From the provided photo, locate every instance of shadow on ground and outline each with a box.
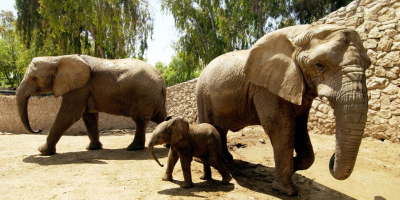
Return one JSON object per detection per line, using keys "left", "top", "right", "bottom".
{"left": 22, "top": 146, "right": 169, "bottom": 165}
{"left": 227, "top": 159, "right": 355, "bottom": 200}
{"left": 157, "top": 180, "right": 235, "bottom": 198}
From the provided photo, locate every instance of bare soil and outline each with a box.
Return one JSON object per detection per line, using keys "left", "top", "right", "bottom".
{"left": 1, "top": 126, "right": 399, "bottom": 199}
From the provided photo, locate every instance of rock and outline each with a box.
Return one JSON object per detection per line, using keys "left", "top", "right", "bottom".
{"left": 367, "top": 4, "right": 383, "bottom": 15}
{"left": 346, "top": 1, "right": 358, "bottom": 12}
{"left": 384, "top": 29, "right": 398, "bottom": 37}
{"left": 259, "top": 139, "right": 266, "bottom": 144}
{"left": 372, "top": 116, "right": 388, "bottom": 125}
{"left": 382, "top": 84, "right": 400, "bottom": 95}
{"left": 392, "top": 42, "right": 400, "bottom": 50}
{"left": 367, "top": 77, "right": 389, "bottom": 89}
{"left": 318, "top": 104, "right": 331, "bottom": 114}
{"left": 368, "top": 27, "right": 383, "bottom": 39}
{"left": 377, "top": 110, "right": 392, "bottom": 119}
{"left": 374, "top": 66, "right": 386, "bottom": 77}
{"left": 364, "top": 39, "right": 379, "bottom": 49}
{"left": 377, "top": 36, "right": 394, "bottom": 51}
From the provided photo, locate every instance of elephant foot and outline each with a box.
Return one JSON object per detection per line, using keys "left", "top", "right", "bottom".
{"left": 86, "top": 141, "right": 103, "bottom": 150}
{"left": 200, "top": 173, "right": 212, "bottom": 181}
{"left": 127, "top": 142, "right": 145, "bottom": 151}
{"left": 181, "top": 181, "right": 194, "bottom": 188}
{"left": 162, "top": 173, "right": 172, "bottom": 181}
{"left": 38, "top": 144, "right": 56, "bottom": 155}
{"left": 221, "top": 174, "right": 232, "bottom": 184}
{"left": 272, "top": 179, "right": 299, "bottom": 196}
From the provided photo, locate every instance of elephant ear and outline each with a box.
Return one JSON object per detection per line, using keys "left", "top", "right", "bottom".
{"left": 53, "top": 55, "right": 91, "bottom": 97}
{"left": 244, "top": 29, "right": 305, "bottom": 105}
{"left": 170, "top": 118, "right": 189, "bottom": 145}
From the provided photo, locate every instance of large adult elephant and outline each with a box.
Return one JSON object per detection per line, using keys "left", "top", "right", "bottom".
{"left": 196, "top": 24, "right": 370, "bottom": 195}
{"left": 17, "top": 55, "right": 167, "bottom": 155}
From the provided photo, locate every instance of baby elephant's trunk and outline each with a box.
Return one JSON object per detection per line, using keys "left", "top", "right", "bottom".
{"left": 148, "top": 142, "right": 164, "bottom": 167}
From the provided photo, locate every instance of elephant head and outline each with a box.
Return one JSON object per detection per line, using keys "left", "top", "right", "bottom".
{"left": 16, "top": 55, "right": 91, "bottom": 133}
{"left": 148, "top": 117, "right": 189, "bottom": 167}
{"left": 244, "top": 24, "right": 371, "bottom": 180}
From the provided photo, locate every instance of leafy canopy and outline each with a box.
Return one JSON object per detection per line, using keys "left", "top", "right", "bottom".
{"left": 15, "top": 0, "right": 154, "bottom": 59}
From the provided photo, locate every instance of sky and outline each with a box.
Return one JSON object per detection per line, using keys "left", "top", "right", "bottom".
{"left": 0, "top": 0, "right": 179, "bottom": 66}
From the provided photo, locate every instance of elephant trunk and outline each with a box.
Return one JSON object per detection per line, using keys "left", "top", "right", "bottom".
{"left": 329, "top": 81, "right": 368, "bottom": 180}
{"left": 148, "top": 140, "right": 164, "bottom": 167}
{"left": 16, "top": 87, "right": 42, "bottom": 134}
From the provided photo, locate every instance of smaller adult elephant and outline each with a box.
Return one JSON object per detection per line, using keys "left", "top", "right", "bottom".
{"left": 148, "top": 117, "right": 232, "bottom": 188}
{"left": 17, "top": 55, "right": 167, "bottom": 155}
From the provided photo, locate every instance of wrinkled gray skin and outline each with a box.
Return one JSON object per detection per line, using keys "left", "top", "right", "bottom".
{"left": 148, "top": 117, "right": 232, "bottom": 188}
{"left": 196, "top": 24, "right": 370, "bottom": 195}
{"left": 17, "top": 55, "right": 167, "bottom": 155}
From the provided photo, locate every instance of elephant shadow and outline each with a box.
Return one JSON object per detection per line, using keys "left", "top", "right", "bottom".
{"left": 227, "top": 159, "right": 356, "bottom": 200}
{"left": 22, "top": 147, "right": 169, "bottom": 166}
{"left": 157, "top": 180, "right": 235, "bottom": 198}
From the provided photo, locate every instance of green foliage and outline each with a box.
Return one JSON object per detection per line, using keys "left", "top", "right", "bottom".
{"left": 0, "top": 11, "right": 25, "bottom": 88}
{"left": 15, "top": 0, "right": 154, "bottom": 59}
{"left": 0, "top": 39, "right": 14, "bottom": 87}
{"left": 289, "top": 0, "right": 353, "bottom": 24}
{"left": 156, "top": 51, "right": 202, "bottom": 87}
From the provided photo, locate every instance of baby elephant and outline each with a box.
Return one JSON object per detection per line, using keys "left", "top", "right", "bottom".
{"left": 148, "top": 117, "right": 232, "bottom": 188}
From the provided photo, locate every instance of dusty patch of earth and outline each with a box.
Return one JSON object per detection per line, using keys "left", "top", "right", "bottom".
{"left": 1, "top": 126, "right": 399, "bottom": 199}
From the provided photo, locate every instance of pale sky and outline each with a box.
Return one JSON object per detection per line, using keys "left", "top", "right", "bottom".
{"left": 0, "top": 0, "right": 178, "bottom": 66}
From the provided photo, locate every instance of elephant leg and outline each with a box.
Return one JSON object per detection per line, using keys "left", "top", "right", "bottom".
{"left": 200, "top": 160, "right": 212, "bottom": 181}
{"left": 269, "top": 131, "right": 298, "bottom": 196}
{"left": 209, "top": 156, "right": 232, "bottom": 184}
{"left": 38, "top": 88, "right": 89, "bottom": 155}
{"left": 215, "top": 127, "right": 233, "bottom": 162}
{"left": 127, "top": 119, "right": 149, "bottom": 151}
{"left": 253, "top": 93, "right": 298, "bottom": 195}
{"left": 162, "top": 148, "right": 179, "bottom": 181}
{"left": 294, "top": 113, "right": 314, "bottom": 171}
{"left": 179, "top": 153, "right": 194, "bottom": 188}
{"left": 83, "top": 112, "right": 102, "bottom": 150}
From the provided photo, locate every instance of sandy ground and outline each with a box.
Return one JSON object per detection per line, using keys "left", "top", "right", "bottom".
{"left": 1, "top": 126, "right": 399, "bottom": 200}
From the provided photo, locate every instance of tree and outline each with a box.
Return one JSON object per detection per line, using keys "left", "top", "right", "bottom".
{"left": 155, "top": 61, "right": 168, "bottom": 75}
{"left": 0, "top": 11, "right": 23, "bottom": 87}
{"left": 289, "top": 0, "right": 353, "bottom": 24}
{"left": 15, "top": 0, "right": 154, "bottom": 59}
{"left": 156, "top": 51, "right": 201, "bottom": 86}
{"left": 0, "top": 39, "right": 15, "bottom": 88}
{"left": 161, "top": 0, "right": 291, "bottom": 69}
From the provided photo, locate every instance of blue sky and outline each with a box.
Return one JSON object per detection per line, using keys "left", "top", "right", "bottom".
{"left": 0, "top": 0, "right": 178, "bottom": 66}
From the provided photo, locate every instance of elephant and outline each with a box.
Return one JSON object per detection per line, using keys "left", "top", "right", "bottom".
{"left": 196, "top": 24, "right": 370, "bottom": 195}
{"left": 16, "top": 55, "right": 167, "bottom": 155}
{"left": 148, "top": 117, "right": 232, "bottom": 188}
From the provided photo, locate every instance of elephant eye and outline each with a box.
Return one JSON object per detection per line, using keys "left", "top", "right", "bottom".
{"left": 32, "top": 77, "right": 37, "bottom": 81}
{"left": 315, "top": 62, "right": 326, "bottom": 72}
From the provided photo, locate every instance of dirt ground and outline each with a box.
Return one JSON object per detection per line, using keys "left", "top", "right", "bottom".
{"left": 1, "top": 126, "right": 399, "bottom": 199}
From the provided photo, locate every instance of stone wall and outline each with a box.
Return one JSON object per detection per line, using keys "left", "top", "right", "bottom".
{"left": 0, "top": 95, "right": 135, "bottom": 135}
{"left": 309, "top": 0, "right": 400, "bottom": 141}
{"left": 165, "top": 79, "right": 198, "bottom": 123}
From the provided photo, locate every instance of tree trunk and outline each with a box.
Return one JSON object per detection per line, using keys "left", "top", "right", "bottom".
{"left": 89, "top": 24, "right": 106, "bottom": 58}
{"left": 258, "top": 0, "right": 264, "bottom": 38}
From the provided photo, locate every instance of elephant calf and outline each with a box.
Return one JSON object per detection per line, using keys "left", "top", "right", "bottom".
{"left": 148, "top": 117, "right": 232, "bottom": 188}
